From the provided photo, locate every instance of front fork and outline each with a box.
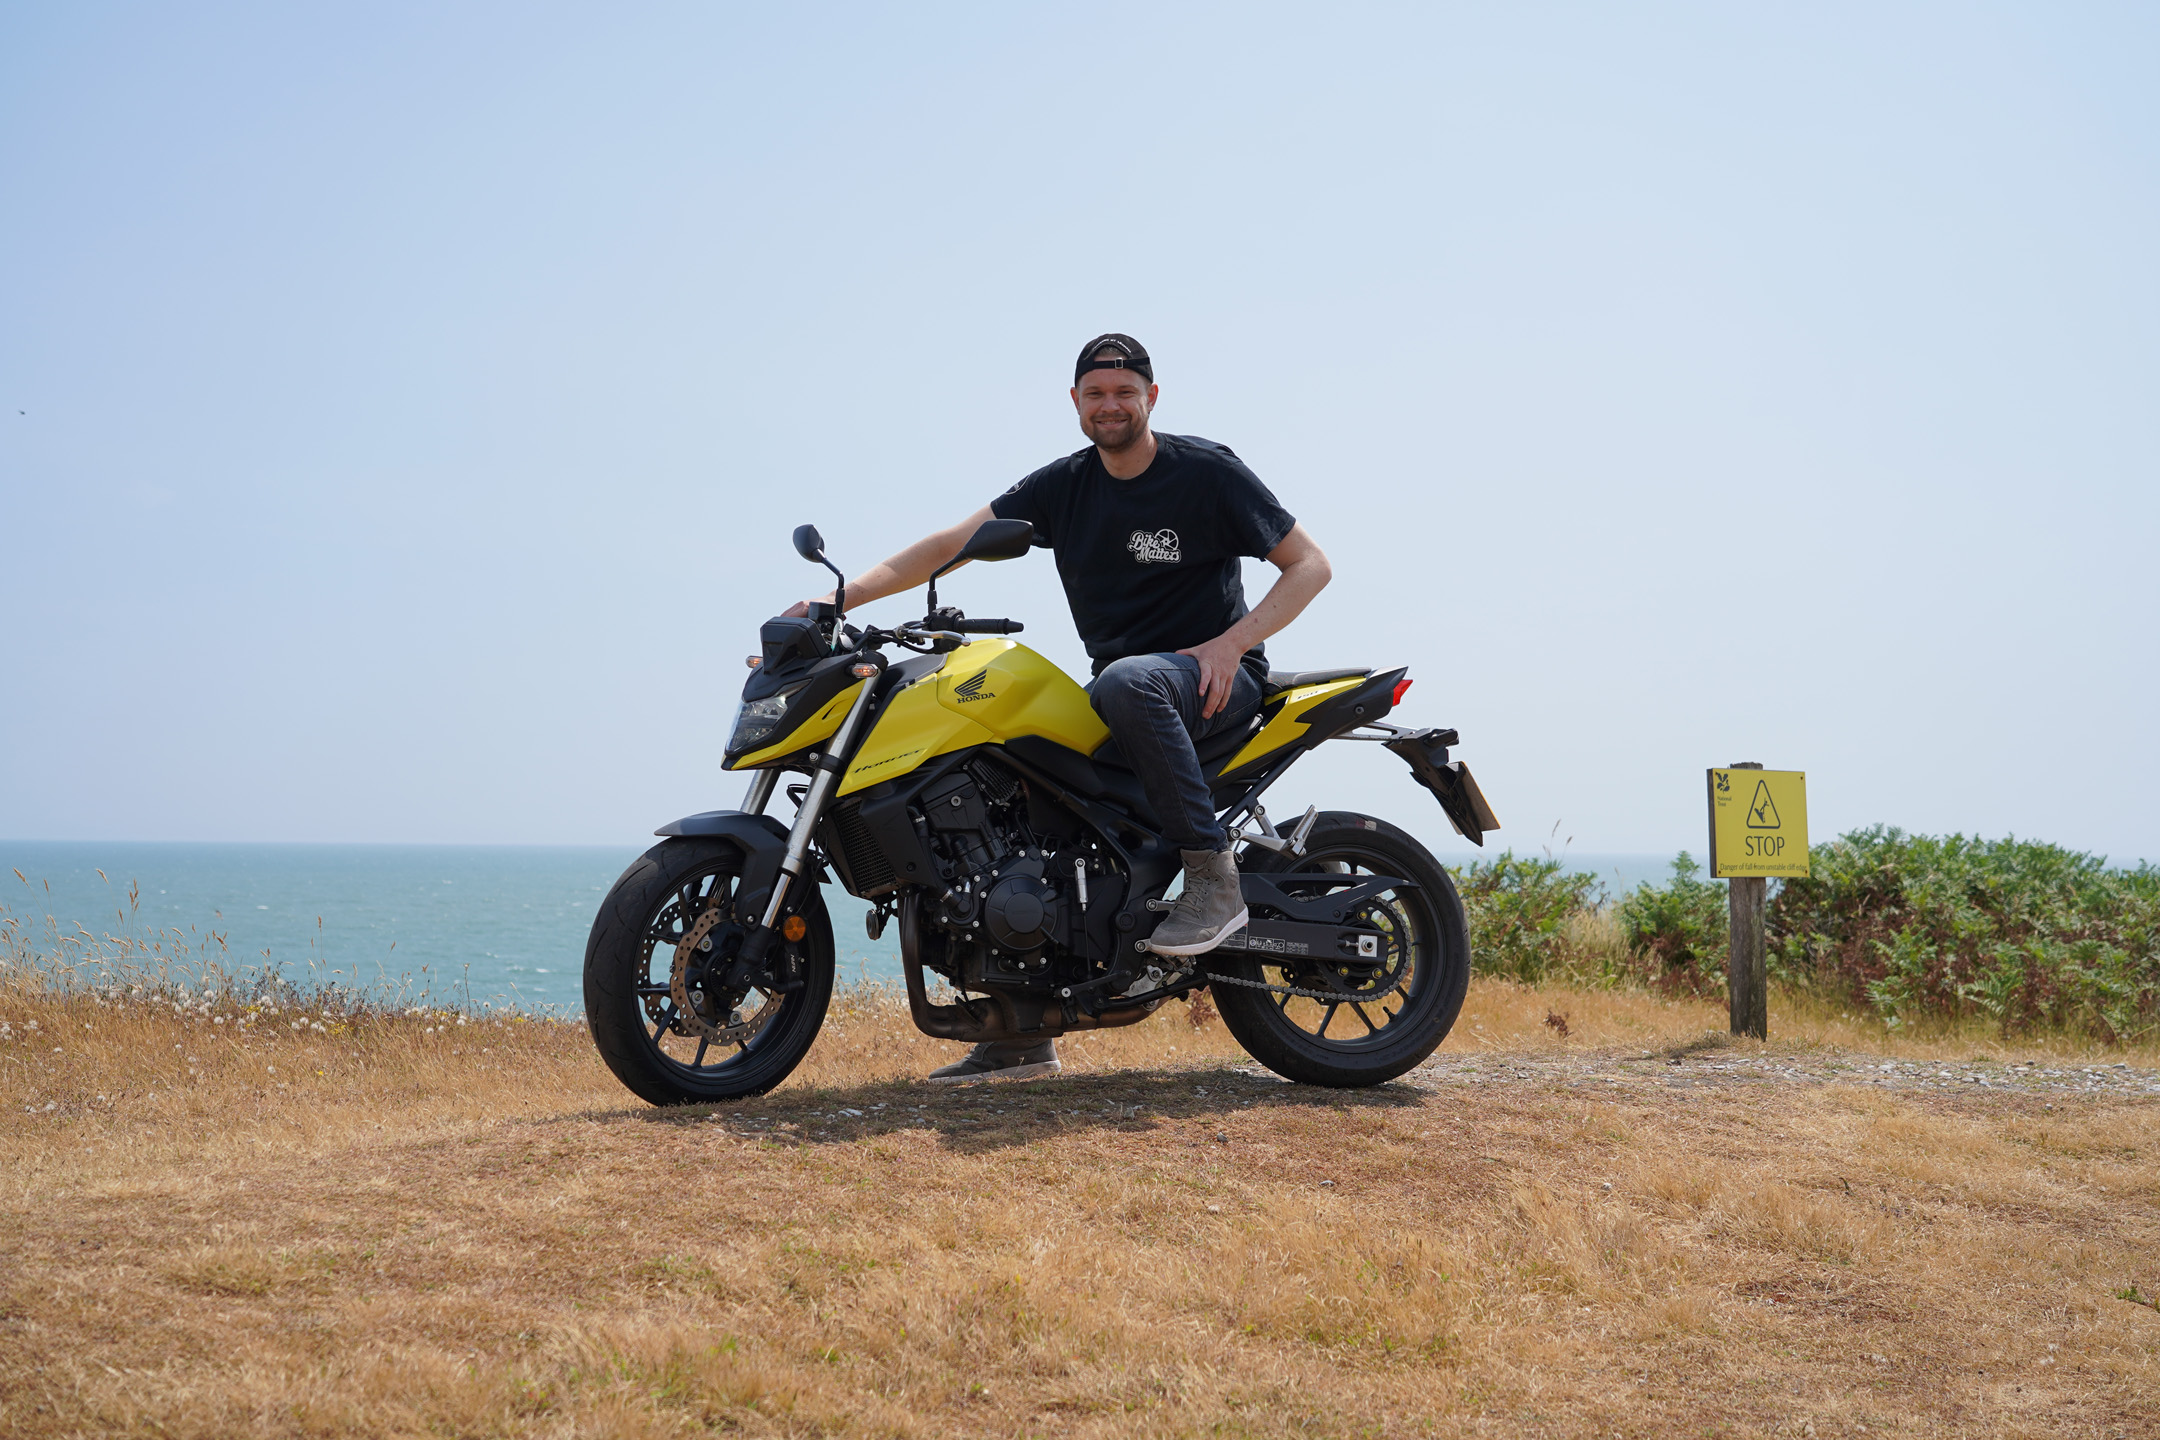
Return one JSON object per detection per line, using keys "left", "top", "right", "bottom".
{"left": 728, "top": 676, "right": 879, "bottom": 979}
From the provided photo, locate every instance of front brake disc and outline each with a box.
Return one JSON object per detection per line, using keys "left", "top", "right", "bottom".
{"left": 668, "top": 901, "right": 780, "bottom": 1046}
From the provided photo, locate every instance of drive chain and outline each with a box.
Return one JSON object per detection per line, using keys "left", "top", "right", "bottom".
{"left": 1199, "top": 970, "right": 1407, "bottom": 1004}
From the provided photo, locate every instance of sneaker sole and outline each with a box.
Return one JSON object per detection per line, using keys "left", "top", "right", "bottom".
{"left": 1144, "top": 908, "right": 1251, "bottom": 957}
{"left": 926, "top": 1060, "right": 1063, "bottom": 1086}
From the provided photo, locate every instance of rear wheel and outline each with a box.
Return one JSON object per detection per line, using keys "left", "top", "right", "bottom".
{"left": 1211, "top": 812, "right": 1469, "bottom": 1087}
{"left": 583, "top": 838, "right": 833, "bottom": 1105}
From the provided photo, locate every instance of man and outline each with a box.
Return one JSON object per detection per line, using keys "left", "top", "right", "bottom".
{"left": 789, "top": 334, "right": 1331, "bottom": 1081}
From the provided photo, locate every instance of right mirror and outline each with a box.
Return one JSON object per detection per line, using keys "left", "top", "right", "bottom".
{"left": 791, "top": 524, "right": 826, "bottom": 563}
{"left": 956, "top": 518, "right": 1037, "bottom": 565}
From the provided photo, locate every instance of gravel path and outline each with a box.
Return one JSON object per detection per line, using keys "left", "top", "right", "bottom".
{"left": 1410, "top": 1041, "right": 2160, "bottom": 1102}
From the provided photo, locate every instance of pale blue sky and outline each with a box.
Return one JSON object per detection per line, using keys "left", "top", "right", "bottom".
{"left": 3, "top": 3, "right": 2155, "bottom": 863}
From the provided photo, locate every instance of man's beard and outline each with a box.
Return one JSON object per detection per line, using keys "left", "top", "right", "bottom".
{"left": 1083, "top": 410, "right": 1146, "bottom": 453}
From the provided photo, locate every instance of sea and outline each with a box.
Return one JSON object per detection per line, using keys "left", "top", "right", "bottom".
{"left": 3, "top": 840, "right": 1683, "bottom": 1015}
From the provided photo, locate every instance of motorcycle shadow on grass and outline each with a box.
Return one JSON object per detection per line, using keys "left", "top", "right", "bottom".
{"left": 585, "top": 1064, "right": 1429, "bottom": 1155}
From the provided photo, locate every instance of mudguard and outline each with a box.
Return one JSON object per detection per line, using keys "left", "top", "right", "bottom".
{"left": 1383, "top": 729, "right": 1502, "bottom": 847}
{"left": 651, "top": 810, "right": 792, "bottom": 915}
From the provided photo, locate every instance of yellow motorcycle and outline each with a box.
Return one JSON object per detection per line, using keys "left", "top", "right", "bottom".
{"left": 584, "top": 519, "right": 1500, "bottom": 1103}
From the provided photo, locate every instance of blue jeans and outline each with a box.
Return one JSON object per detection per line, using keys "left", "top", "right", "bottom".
{"left": 1089, "top": 654, "right": 1264, "bottom": 852}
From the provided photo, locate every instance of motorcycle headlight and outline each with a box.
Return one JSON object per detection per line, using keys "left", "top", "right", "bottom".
{"left": 728, "top": 684, "right": 804, "bottom": 752}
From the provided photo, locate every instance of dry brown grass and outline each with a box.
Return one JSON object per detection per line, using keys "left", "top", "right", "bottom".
{"left": 3, "top": 976, "right": 2156, "bottom": 1438}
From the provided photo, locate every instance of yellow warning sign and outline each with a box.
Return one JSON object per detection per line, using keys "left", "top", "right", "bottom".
{"left": 1707, "top": 768, "right": 1809, "bottom": 878}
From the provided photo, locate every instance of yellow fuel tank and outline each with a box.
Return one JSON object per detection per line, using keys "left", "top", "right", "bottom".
{"left": 935, "top": 639, "right": 1109, "bottom": 752}
{"left": 837, "top": 639, "right": 1109, "bottom": 796}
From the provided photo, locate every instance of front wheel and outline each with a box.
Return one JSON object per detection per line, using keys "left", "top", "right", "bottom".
{"left": 1211, "top": 812, "right": 1470, "bottom": 1088}
{"left": 584, "top": 837, "right": 834, "bottom": 1105}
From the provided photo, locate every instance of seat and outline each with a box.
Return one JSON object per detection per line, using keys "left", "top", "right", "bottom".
{"left": 1262, "top": 666, "right": 1371, "bottom": 698}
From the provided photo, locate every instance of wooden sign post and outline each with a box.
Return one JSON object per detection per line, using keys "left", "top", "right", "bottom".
{"left": 1707, "top": 762, "right": 1809, "bottom": 1041}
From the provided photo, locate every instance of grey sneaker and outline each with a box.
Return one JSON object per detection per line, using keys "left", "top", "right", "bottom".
{"left": 1144, "top": 848, "right": 1250, "bottom": 957}
{"left": 926, "top": 1038, "right": 1061, "bottom": 1085}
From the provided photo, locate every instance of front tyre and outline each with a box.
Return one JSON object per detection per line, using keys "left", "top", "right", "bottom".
{"left": 584, "top": 837, "right": 834, "bottom": 1105}
{"left": 1212, "top": 812, "right": 1470, "bottom": 1088}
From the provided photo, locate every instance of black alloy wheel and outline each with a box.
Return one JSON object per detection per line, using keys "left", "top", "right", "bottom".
{"left": 1210, "top": 812, "right": 1469, "bottom": 1088}
{"left": 583, "top": 837, "right": 834, "bottom": 1105}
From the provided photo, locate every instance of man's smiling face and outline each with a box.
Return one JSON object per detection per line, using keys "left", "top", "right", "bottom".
{"left": 1072, "top": 364, "right": 1158, "bottom": 453}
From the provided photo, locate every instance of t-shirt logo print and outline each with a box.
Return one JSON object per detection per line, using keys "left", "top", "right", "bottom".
{"left": 1127, "top": 528, "right": 1181, "bottom": 564}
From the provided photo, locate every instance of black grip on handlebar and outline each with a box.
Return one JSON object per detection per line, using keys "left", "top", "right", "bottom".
{"left": 954, "top": 618, "right": 1024, "bottom": 634}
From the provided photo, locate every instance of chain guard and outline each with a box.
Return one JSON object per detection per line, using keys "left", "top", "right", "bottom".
{"left": 1207, "top": 900, "right": 1410, "bottom": 1003}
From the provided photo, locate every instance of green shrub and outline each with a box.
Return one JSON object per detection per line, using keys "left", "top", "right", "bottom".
{"left": 1617, "top": 852, "right": 1728, "bottom": 996}
{"left": 1770, "top": 827, "right": 2159, "bottom": 1041}
{"left": 1451, "top": 851, "right": 1604, "bottom": 983}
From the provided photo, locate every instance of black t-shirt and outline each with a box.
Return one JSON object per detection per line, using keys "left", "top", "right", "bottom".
{"left": 991, "top": 432, "right": 1296, "bottom": 679}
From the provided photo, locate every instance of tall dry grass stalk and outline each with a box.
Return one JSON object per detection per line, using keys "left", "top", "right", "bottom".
{"left": 3, "top": 963, "right": 2155, "bottom": 1437}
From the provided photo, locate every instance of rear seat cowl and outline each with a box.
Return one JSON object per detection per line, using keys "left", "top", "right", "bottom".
{"left": 1262, "top": 667, "right": 1372, "bottom": 697}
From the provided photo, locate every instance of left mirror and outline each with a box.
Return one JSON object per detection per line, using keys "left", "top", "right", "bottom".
{"left": 792, "top": 524, "right": 826, "bottom": 562}
{"left": 956, "top": 518, "right": 1037, "bottom": 565}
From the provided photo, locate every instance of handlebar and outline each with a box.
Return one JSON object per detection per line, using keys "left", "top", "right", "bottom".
{"left": 854, "top": 616, "right": 1023, "bottom": 655}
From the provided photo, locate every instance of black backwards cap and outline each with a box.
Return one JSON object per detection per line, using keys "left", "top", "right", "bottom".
{"left": 1074, "top": 333, "right": 1153, "bottom": 386}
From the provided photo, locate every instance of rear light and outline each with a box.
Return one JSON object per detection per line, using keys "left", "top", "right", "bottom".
{"left": 1391, "top": 677, "right": 1414, "bottom": 706}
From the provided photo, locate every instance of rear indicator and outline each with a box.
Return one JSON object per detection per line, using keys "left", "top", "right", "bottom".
{"left": 1391, "top": 677, "right": 1414, "bottom": 706}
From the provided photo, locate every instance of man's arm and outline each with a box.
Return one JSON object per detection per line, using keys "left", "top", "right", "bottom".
{"left": 786, "top": 504, "right": 997, "bottom": 616}
{"left": 1176, "top": 522, "right": 1332, "bottom": 719}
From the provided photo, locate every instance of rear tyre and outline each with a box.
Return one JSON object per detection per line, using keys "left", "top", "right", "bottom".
{"left": 1211, "top": 812, "right": 1469, "bottom": 1088}
{"left": 583, "top": 837, "right": 834, "bottom": 1105}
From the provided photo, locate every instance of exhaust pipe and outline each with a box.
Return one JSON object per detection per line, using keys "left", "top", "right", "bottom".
{"left": 899, "top": 893, "right": 1157, "bottom": 1042}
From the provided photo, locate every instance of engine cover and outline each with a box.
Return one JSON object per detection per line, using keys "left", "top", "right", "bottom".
{"left": 984, "top": 854, "right": 1058, "bottom": 958}
{"left": 984, "top": 871, "right": 1056, "bottom": 951}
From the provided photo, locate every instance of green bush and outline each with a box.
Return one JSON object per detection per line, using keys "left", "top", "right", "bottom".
{"left": 1450, "top": 850, "right": 1605, "bottom": 983}
{"left": 1444, "top": 828, "right": 2157, "bottom": 1042}
{"left": 1770, "top": 827, "right": 2159, "bottom": 1041}
{"left": 1617, "top": 852, "right": 1729, "bottom": 996}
